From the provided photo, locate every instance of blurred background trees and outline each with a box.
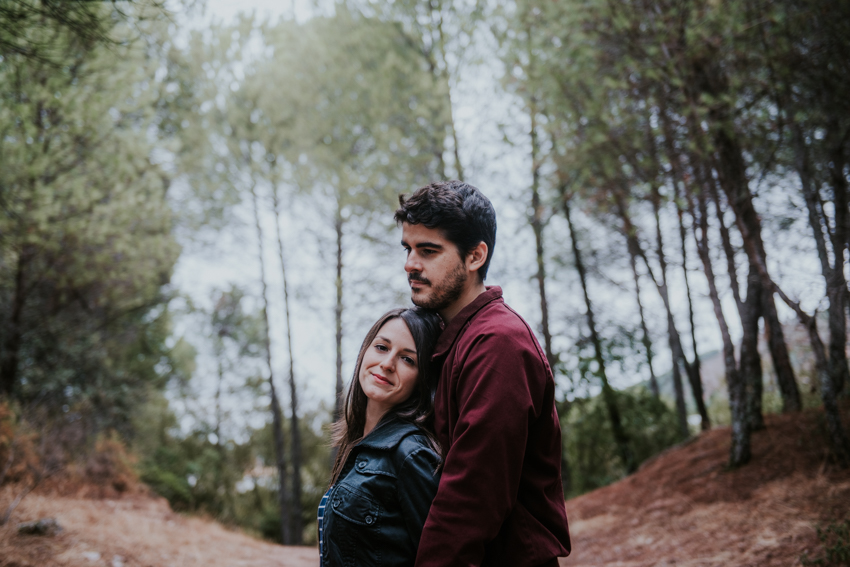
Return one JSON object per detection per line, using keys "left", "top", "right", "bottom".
{"left": 1, "top": 0, "right": 848, "bottom": 546}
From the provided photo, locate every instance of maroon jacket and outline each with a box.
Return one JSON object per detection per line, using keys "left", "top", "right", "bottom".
{"left": 415, "top": 287, "right": 571, "bottom": 567}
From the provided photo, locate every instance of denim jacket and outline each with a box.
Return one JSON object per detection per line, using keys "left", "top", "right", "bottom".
{"left": 321, "top": 416, "right": 441, "bottom": 567}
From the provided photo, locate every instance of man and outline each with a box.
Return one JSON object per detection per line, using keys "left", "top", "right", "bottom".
{"left": 395, "top": 180, "right": 571, "bottom": 567}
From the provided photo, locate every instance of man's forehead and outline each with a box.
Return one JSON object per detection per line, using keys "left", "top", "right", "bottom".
{"left": 401, "top": 222, "right": 450, "bottom": 245}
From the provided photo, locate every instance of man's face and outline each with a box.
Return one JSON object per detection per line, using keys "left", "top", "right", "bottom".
{"left": 401, "top": 222, "right": 469, "bottom": 312}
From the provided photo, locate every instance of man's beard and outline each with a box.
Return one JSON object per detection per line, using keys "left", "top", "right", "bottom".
{"left": 409, "top": 260, "right": 467, "bottom": 311}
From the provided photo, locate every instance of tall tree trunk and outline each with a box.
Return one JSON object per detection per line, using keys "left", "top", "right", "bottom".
{"left": 827, "top": 137, "right": 850, "bottom": 396}
{"left": 740, "top": 262, "right": 765, "bottom": 431}
{"left": 774, "top": 286, "right": 850, "bottom": 466}
{"left": 694, "top": 61, "right": 799, "bottom": 419}
{"left": 656, "top": 101, "right": 710, "bottom": 428}
{"left": 271, "top": 185, "right": 303, "bottom": 545}
{"left": 626, "top": 241, "right": 658, "bottom": 397}
{"left": 249, "top": 182, "right": 290, "bottom": 545}
{"left": 333, "top": 204, "right": 345, "bottom": 424}
{"left": 675, "top": 190, "right": 710, "bottom": 431}
{"left": 791, "top": 122, "right": 850, "bottom": 402}
{"left": 431, "top": 0, "right": 463, "bottom": 181}
{"left": 614, "top": 192, "right": 689, "bottom": 437}
{"left": 648, "top": 187, "right": 694, "bottom": 437}
{"left": 690, "top": 188, "right": 750, "bottom": 465}
{"left": 0, "top": 248, "right": 28, "bottom": 398}
{"left": 701, "top": 163, "right": 768, "bottom": 433}
{"left": 563, "top": 192, "right": 635, "bottom": 474}
{"left": 529, "top": 96, "right": 555, "bottom": 368}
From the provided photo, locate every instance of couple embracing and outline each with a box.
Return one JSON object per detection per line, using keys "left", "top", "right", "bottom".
{"left": 319, "top": 181, "right": 571, "bottom": 567}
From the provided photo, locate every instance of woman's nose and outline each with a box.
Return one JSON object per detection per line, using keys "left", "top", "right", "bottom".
{"left": 379, "top": 354, "right": 395, "bottom": 372}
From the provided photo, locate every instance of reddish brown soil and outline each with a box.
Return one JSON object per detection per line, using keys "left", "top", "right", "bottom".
{"left": 561, "top": 406, "right": 850, "bottom": 566}
{"left": 2, "top": 407, "right": 847, "bottom": 567}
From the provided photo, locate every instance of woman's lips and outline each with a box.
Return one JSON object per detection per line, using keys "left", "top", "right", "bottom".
{"left": 372, "top": 373, "right": 391, "bottom": 386}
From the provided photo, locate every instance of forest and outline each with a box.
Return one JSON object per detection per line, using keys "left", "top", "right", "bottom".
{"left": 0, "top": 0, "right": 848, "bottom": 550}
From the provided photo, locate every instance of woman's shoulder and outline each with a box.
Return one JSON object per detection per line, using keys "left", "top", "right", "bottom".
{"left": 394, "top": 429, "right": 440, "bottom": 469}
{"left": 360, "top": 418, "right": 439, "bottom": 460}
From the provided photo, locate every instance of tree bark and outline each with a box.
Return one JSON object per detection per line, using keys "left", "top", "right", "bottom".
{"left": 563, "top": 192, "right": 635, "bottom": 474}
{"left": 656, "top": 102, "right": 710, "bottom": 429}
{"left": 690, "top": 187, "right": 750, "bottom": 465}
{"left": 272, "top": 184, "right": 303, "bottom": 545}
{"left": 529, "top": 96, "right": 555, "bottom": 369}
{"left": 0, "top": 247, "right": 28, "bottom": 398}
{"left": 693, "top": 60, "right": 799, "bottom": 419}
{"left": 676, "top": 201, "right": 709, "bottom": 431}
{"left": 333, "top": 206, "right": 344, "bottom": 426}
{"left": 627, "top": 240, "right": 658, "bottom": 397}
{"left": 774, "top": 286, "right": 850, "bottom": 466}
{"left": 648, "top": 186, "right": 697, "bottom": 437}
{"left": 249, "top": 182, "right": 290, "bottom": 544}
{"left": 614, "top": 193, "right": 689, "bottom": 437}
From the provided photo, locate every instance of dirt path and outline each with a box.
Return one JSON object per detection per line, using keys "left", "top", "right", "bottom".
{"left": 1, "top": 493, "right": 318, "bottom": 567}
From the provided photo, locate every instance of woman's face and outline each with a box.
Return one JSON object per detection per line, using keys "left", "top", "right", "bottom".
{"left": 358, "top": 317, "right": 419, "bottom": 416}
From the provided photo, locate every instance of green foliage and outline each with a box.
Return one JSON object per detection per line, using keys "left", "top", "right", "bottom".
{"left": 561, "top": 388, "right": 684, "bottom": 497}
{"left": 0, "top": 0, "right": 183, "bottom": 432}
{"left": 801, "top": 520, "right": 850, "bottom": 567}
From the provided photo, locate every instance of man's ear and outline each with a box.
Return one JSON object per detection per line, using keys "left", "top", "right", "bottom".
{"left": 465, "top": 241, "right": 488, "bottom": 273}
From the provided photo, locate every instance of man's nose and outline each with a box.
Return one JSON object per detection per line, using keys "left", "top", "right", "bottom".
{"left": 404, "top": 251, "right": 420, "bottom": 273}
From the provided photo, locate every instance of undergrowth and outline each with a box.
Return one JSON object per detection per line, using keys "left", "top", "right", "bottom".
{"left": 801, "top": 520, "right": 850, "bottom": 567}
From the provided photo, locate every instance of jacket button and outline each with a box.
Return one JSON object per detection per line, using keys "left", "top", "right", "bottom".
{"left": 357, "top": 461, "right": 366, "bottom": 469}
{"left": 333, "top": 500, "right": 339, "bottom": 508}
{"left": 365, "top": 516, "right": 373, "bottom": 525}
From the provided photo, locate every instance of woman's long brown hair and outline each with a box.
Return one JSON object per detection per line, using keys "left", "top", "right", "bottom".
{"left": 330, "top": 307, "right": 442, "bottom": 485}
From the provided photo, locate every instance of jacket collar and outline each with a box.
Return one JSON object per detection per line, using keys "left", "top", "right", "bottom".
{"left": 433, "top": 286, "right": 503, "bottom": 359}
{"left": 355, "top": 416, "right": 421, "bottom": 450}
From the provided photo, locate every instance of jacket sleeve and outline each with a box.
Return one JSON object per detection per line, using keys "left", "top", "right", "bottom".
{"left": 397, "top": 444, "right": 442, "bottom": 550}
{"left": 414, "top": 331, "right": 546, "bottom": 567}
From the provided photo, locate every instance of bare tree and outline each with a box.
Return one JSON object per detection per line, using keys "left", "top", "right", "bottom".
{"left": 563, "top": 191, "right": 635, "bottom": 474}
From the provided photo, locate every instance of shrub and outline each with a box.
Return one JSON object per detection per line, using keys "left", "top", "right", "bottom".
{"left": 561, "top": 387, "right": 684, "bottom": 497}
{"left": 801, "top": 520, "right": 850, "bottom": 567}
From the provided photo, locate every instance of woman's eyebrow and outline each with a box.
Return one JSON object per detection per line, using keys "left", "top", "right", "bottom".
{"left": 375, "top": 335, "right": 417, "bottom": 355}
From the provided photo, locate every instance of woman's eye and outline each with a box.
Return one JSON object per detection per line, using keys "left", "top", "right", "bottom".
{"left": 374, "top": 344, "right": 388, "bottom": 352}
{"left": 402, "top": 356, "right": 416, "bottom": 365}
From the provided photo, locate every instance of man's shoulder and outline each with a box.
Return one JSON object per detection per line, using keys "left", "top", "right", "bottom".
{"left": 460, "top": 299, "right": 541, "bottom": 352}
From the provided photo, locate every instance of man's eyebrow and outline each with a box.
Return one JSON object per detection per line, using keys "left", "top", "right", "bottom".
{"left": 400, "top": 239, "right": 444, "bottom": 249}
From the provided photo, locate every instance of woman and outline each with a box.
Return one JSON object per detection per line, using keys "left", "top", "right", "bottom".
{"left": 318, "top": 307, "right": 443, "bottom": 567}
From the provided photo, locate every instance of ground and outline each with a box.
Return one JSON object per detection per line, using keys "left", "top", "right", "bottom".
{"left": 1, "top": 407, "right": 848, "bottom": 567}
{"left": 561, "top": 407, "right": 850, "bottom": 566}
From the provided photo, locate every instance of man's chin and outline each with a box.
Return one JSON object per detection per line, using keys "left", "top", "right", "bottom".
{"left": 410, "top": 290, "right": 434, "bottom": 309}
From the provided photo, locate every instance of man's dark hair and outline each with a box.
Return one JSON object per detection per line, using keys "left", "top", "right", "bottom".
{"left": 394, "top": 180, "right": 497, "bottom": 281}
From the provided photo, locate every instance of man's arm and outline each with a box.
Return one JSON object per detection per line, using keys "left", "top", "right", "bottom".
{"left": 414, "top": 331, "right": 546, "bottom": 567}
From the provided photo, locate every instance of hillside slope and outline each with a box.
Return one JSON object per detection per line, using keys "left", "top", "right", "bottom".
{"left": 562, "top": 407, "right": 850, "bottom": 566}
{"left": 2, "top": 407, "right": 848, "bottom": 567}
